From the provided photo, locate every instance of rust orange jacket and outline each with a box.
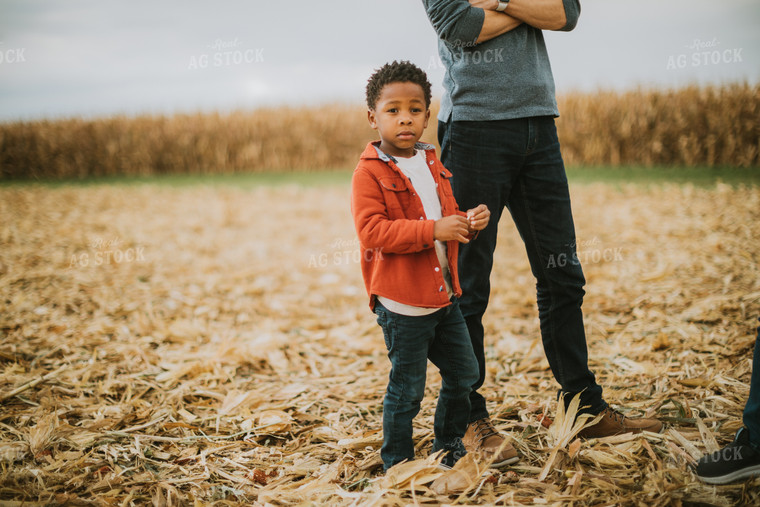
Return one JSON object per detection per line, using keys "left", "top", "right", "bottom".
{"left": 351, "top": 141, "right": 469, "bottom": 310}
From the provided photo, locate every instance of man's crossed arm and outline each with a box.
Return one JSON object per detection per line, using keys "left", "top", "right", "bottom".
{"left": 470, "top": 0, "right": 578, "bottom": 43}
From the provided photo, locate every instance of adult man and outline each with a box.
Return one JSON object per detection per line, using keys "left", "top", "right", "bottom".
{"left": 421, "top": 0, "right": 662, "bottom": 466}
{"left": 695, "top": 318, "right": 760, "bottom": 484}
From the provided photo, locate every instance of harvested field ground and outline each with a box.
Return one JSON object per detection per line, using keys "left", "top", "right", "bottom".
{"left": 1, "top": 179, "right": 759, "bottom": 506}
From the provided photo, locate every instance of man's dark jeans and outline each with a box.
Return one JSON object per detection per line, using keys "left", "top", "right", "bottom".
{"left": 374, "top": 299, "right": 478, "bottom": 471}
{"left": 744, "top": 318, "right": 760, "bottom": 449}
{"left": 439, "top": 116, "right": 606, "bottom": 421}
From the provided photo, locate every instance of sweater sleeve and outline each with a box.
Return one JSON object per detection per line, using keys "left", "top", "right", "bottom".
{"left": 421, "top": 0, "right": 485, "bottom": 47}
{"left": 560, "top": 0, "right": 581, "bottom": 31}
{"left": 351, "top": 166, "right": 436, "bottom": 255}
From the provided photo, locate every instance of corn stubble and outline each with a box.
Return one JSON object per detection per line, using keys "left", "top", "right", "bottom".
{"left": 0, "top": 83, "right": 757, "bottom": 180}
{"left": 1, "top": 179, "right": 759, "bottom": 505}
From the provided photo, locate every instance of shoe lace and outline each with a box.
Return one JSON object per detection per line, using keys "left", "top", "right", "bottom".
{"left": 473, "top": 418, "right": 498, "bottom": 441}
{"left": 603, "top": 407, "right": 626, "bottom": 424}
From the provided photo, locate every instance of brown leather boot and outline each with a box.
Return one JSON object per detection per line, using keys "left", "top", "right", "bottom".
{"left": 578, "top": 407, "right": 663, "bottom": 439}
{"left": 462, "top": 418, "right": 519, "bottom": 467}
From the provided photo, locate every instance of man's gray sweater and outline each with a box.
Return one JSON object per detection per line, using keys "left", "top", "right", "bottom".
{"left": 422, "top": 0, "right": 581, "bottom": 122}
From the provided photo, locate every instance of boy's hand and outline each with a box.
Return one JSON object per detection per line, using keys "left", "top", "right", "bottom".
{"left": 466, "top": 204, "right": 490, "bottom": 232}
{"left": 434, "top": 215, "right": 471, "bottom": 243}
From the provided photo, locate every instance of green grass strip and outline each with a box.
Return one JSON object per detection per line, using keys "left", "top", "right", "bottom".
{"left": 1, "top": 166, "right": 757, "bottom": 188}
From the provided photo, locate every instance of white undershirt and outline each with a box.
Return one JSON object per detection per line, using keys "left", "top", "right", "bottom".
{"left": 377, "top": 150, "right": 453, "bottom": 316}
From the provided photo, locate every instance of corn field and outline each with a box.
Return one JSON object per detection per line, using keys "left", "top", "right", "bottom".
{"left": 0, "top": 83, "right": 757, "bottom": 180}
{"left": 557, "top": 84, "right": 759, "bottom": 168}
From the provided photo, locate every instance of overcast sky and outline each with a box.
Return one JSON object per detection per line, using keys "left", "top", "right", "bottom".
{"left": 0, "top": 0, "right": 757, "bottom": 121}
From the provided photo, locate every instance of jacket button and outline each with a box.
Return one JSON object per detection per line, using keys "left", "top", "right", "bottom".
{"left": 392, "top": 183, "right": 396, "bottom": 188}
{"left": 439, "top": 286, "right": 444, "bottom": 292}
{"left": 423, "top": 244, "right": 429, "bottom": 248}
{"left": 419, "top": 216, "right": 424, "bottom": 220}
{"left": 435, "top": 267, "right": 440, "bottom": 272}
{"left": 429, "top": 160, "right": 434, "bottom": 165}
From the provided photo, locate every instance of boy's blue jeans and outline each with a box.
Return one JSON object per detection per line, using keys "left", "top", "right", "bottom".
{"left": 744, "top": 318, "right": 760, "bottom": 449}
{"left": 374, "top": 299, "right": 479, "bottom": 471}
{"left": 439, "top": 117, "right": 606, "bottom": 420}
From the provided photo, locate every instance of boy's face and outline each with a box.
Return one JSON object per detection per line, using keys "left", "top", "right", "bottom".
{"left": 368, "top": 81, "right": 430, "bottom": 158}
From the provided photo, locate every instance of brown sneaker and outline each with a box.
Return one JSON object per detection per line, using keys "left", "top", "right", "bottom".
{"left": 462, "top": 418, "right": 519, "bottom": 467}
{"left": 578, "top": 407, "right": 663, "bottom": 439}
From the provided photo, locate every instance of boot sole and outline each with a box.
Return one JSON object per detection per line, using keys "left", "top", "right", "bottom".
{"left": 697, "top": 464, "right": 760, "bottom": 485}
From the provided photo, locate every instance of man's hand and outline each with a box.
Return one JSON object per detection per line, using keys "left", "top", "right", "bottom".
{"left": 466, "top": 204, "right": 490, "bottom": 232}
{"left": 467, "top": 0, "right": 523, "bottom": 43}
{"left": 469, "top": 0, "right": 499, "bottom": 9}
{"left": 470, "top": 0, "right": 570, "bottom": 32}
{"left": 434, "top": 215, "right": 472, "bottom": 243}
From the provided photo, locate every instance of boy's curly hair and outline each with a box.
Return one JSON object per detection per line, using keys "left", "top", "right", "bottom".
{"left": 366, "top": 60, "right": 432, "bottom": 110}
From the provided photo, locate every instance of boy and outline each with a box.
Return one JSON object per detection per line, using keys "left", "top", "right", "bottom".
{"left": 351, "top": 60, "right": 491, "bottom": 471}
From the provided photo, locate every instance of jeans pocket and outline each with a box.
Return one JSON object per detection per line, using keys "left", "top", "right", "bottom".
{"left": 375, "top": 307, "right": 393, "bottom": 350}
{"left": 438, "top": 120, "right": 451, "bottom": 162}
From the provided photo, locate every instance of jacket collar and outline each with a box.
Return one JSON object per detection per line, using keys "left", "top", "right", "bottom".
{"left": 361, "top": 141, "right": 437, "bottom": 164}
